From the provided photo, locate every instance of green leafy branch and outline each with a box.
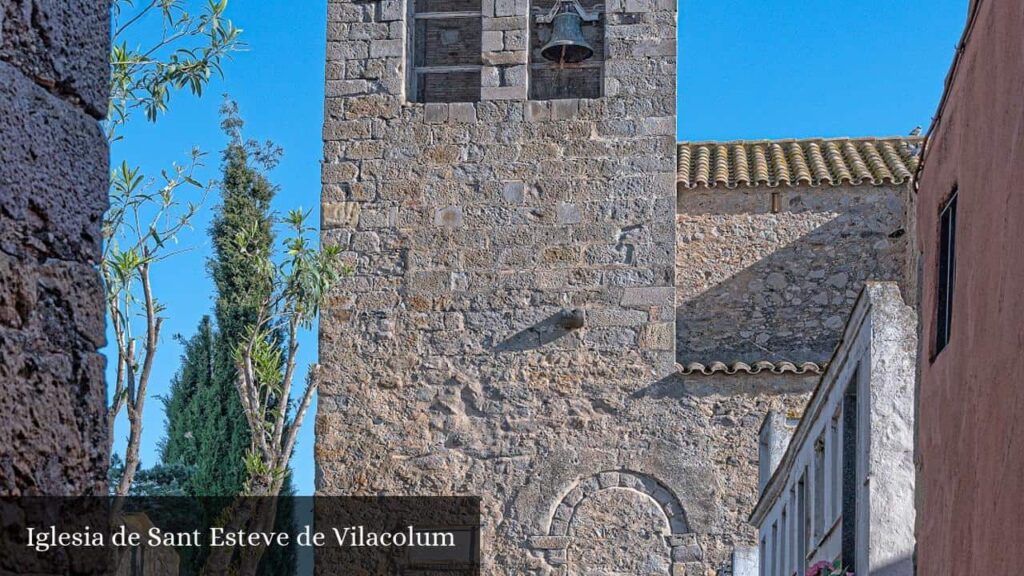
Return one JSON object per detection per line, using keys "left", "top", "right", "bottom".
{"left": 231, "top": 211, "right": 347, "bottom": 496}
{"left": 104, "top": 0, "right": 242, "bottom": 496}
{"left": 104, "top": 151, "right": 212, "bottom": 497}
{"left": 108, "top": 0, "right": 243, "bottom": 139}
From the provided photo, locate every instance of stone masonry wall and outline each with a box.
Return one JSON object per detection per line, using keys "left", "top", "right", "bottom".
{"left": 313, "top": 0, "right": 794, "bottom": 573}
{"left": 315, "top": 1, "right": 868, "bottom": 574}
{"left": 676, "top": 185, "right": 909, "bottom": 366}
{"left": 0, "top": 1, "right": 110, "bottom": 495}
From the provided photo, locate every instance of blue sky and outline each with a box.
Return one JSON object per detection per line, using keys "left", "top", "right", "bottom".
{"left": 109, "top": 0, "right": 968, "bottom": 496}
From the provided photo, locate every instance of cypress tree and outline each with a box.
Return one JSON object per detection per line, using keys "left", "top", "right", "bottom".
{"left": 160, "top": 316, "right": 214, "bottom": 478}
{"left": 159, "top": 101, "right": 296, "bottom": 573}
{"left": 161, "top": 101, "right": 279, "bottom": 496}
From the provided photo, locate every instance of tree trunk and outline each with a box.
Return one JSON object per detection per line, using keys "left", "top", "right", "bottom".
{"left": 200, "top": 475, "right": 280, "bottom": 576}
{"left": 116, "top": 410, "right": 142, "bottom": 496}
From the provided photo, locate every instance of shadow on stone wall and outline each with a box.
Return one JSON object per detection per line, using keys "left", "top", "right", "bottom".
{"left": 493, "top": 312, "right": 573, "bottom": 353}
{"left": 677, "top": 195, "right": 906, "bottom": 366}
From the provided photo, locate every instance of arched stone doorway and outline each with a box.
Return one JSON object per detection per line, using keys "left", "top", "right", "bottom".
{"left": 529, "top": 471, "right": 701, "bottom": 575}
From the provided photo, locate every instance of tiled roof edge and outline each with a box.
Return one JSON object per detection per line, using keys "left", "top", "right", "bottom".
{"left": 677, "top": 136, "right": 923, "bottom": 190}
{"left": 676, "top": 361, "right": 825, "bottom": 376}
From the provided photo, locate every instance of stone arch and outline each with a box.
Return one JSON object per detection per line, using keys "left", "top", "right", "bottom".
{"left": 528, "top": 470, "right": 702, "bottom": 573}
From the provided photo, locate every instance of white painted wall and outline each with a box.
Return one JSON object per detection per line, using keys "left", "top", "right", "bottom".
{"left": 747, "top": 283, "right": 916, "bottom": 576}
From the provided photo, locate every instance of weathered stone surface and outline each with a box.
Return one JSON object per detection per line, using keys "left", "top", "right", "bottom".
{"left": 0, "top": 6, "right": 108, "bottom": 496}
{"left": 676, "top": 186, "right": 909, "bottom": 365}
{"left": 317, "top": 0, "right": 832, "bottom": 574}
{"left": 0, "top": 62, "right": 108, "bottom": 264}
{"left": 0, "top": 0, "right": 109, "bottom": 116}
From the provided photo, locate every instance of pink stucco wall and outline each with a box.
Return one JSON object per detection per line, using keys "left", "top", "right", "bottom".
{"left": 915, "top": 1, "right": 1024, "bottom": 574}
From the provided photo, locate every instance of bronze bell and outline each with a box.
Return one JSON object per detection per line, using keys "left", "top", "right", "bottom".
{"left": 540, "top": 1, "right": 594, "bottom": 64}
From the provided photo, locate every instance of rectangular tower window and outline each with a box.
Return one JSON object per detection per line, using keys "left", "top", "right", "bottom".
{"left": 410, "top": 0, "right": 482, "bottom": 103}
{"left": 935, "top": 189, "right": 958, "bottom": 355}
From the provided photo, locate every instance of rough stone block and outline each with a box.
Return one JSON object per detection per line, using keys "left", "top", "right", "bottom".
{"left": 503, "top": 64, "right": 527, "bottom": 86}
{"left": 501, "top": 181, "right": 526, "bottom": 203}
{"left": 322, "top": 162, "right": 360, "bottom": 182}
{"left": 424, "top": 103, "right": 449, "bottom": 123}
{"left": 369, "top": 39, "right": 404, "bottom": 58}
{"left": 379, "top": 0, "right": 404, "bottom": 21}
{"left": 326, "top": 79, "right": 371, "bottom": 97}
{"left": 322, "top": 202, "right": 362, "bottom": 229}
{"left": 0, "top": 0, "right": 110, "bottom": 116}
{"left": 504, "top": 29, "right": 528, "bottom": 50}
{"left": 345, "top": 140, "right": 384, "bottom": 159}
{"left": 482, "top": 66, "right": 502, "bottom": 87}
{"left": 524, "top": 100, "right": 550, "bottom": 122}
{"left": 550, "top": 98, "right": 579, "bottom": 120}
{"left": 0, "top": 62, "right": 108, "bottom": 263}
{"left": 448, "top": 102, "right": 478, "bottom": 123}
{"left": 482, "top": 31, "right": 504, "bottom": 52}
{"left": 344, "top": 94, "right": 401, "bottom": 118}
{"left": 434, "top": 206, "right": 464, "bottom": 227}
{"left": 324, "top": 119, "right": 373, "bottom": 140}
{"left": 494, "top": 0, "right": 516, "bottom": 17}
{"left": 556, "top": 202, "right": 582, "bottom": 224}
{"left": 482, "top": 86, "right": 526, "bottom": 100}
{"left": 482, "top": 50, "right": 528, "bottom": 65}
{"left": 621, "top": 286, "right": 674, "bottom": 307}
{"left": 642, "top": 116, "right": 677, "bottom": 136}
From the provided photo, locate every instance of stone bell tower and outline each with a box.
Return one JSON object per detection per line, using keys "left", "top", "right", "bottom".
{"left": 317, "top": 0, "right": 687, "bottom": 572}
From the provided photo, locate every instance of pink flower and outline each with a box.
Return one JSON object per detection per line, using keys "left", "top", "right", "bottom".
{"left": 806, "top": 561, "right": 832, "bottom": 576}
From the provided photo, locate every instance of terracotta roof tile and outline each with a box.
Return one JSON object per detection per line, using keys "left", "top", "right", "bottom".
{"left": 677, "top": 361, "right": 825, "bottom": 376}
{"left": 677, "top": 136, "right": 923, "bottom": 189}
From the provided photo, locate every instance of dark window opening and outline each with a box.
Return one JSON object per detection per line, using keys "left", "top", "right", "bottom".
{"left": 830, "top": 412, "right": 841, "bottom": 523}
{"left": 410, "top": 0, "right": 482, "bottom": 103}
{"left": 813, "top": 436, "right": 825, "bottom": 541}
{"left": 771, "top": 521, "right": 779, "bottom": 576}
{"left": 841, "top": 376, "right": 859, "bottom": 572}
{"left": 780, "top": 507, "right": 788, "bottom": 576}
{"left": 935, "top": 189, "right": 958, "bottom": 355}
{"left": 797, "top": 473, "right": 808, "bottom": 575}
{"left": 789, "top": 487, "right": 797, "bottom": 572}
{"left": 760, "top": 536, "right": 767, "bottom": 576}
